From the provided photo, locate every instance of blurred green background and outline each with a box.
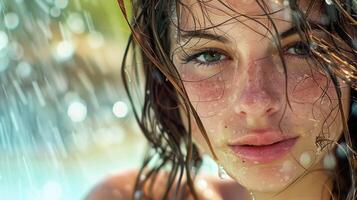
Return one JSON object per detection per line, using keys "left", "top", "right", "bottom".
{"left": 0, "top": 0, "right": 146, "bottom": 199}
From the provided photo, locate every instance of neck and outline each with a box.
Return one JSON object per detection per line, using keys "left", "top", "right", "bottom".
{"left": 250, "top": 164, "right": 333, "bottom": 200}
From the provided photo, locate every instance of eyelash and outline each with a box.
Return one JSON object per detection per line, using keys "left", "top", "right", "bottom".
{"left": 181, "top": 48, "right": 230, "bottom": 68}
{"left": 181, "top": 42, "right": 311, "bottom": 68}
{"left": 284, "top": 41, "right": 311, "bottom": 59}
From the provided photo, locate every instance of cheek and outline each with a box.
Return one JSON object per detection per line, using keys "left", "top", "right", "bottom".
{"left": 184, "top": 77, "right": 225, "bottom": 101}
{"left": 289, "top": 71, "right": 332, "bottom": 103}
{"left": 180, "top": 64, "right": 236, "bottom": 116}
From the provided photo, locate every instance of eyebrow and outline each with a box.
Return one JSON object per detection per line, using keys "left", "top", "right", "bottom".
{"left": 180, "top": 22, "right": 327, "bottom": 43}
{"left": 180, "top": 30, "right": 231, "bottom": 43}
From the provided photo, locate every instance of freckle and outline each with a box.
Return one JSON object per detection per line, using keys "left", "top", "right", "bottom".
{"left": 224, "top": 126, "right": 228, "bottom": 128}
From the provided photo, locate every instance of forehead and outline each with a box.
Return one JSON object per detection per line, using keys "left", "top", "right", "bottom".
{"left": 177, "top": 0, "right": 320, "bottom": 24}
{"left": 181, "top": 0, "right": 312, "bottom": 12}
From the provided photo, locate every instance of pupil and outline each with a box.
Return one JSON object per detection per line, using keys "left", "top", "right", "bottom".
{"left": 295, "top": 43, "right": 309, "bottom": 55}
{"left": 204, "top": 52, "right": 220, "bottom": 61}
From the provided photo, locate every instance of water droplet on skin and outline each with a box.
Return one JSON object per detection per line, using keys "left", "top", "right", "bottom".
{"left": 323, "top": 153, "right": 336, "bottom": 170}
{"left": 139, "top": 174, "right": 146, "bottom": 181}
{"left": 196, "top": 179, "right": 208, "bottom": 190}
{"left": 299, "top": 152, "right": 312, "bottom": 167}
{"left": 325, "top": 0, "right": 333, "bottom": 5}
{"left": 218, "top": 164, "right": 229, "bottom": 179}
{"left": 249, "top": 191, "right": 256, "bottom": 200}
{"left": 203, "top": 189, "right": 214, "bottom": 199}
{"left": 134, "top": 190, "right": 143, "bottom": 200}
{"left": 279, "top": 160, "right": 293, "bottom": 173}
{"left": 283, "top": 175, "right": 290, "bottom": 181}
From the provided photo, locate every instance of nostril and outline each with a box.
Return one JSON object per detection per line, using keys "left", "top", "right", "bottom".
{"left": 266, "top": 108, "right": 274, "bottom": 114}
{"left": 234, "top": 105, "right": 247, "bottom": 115}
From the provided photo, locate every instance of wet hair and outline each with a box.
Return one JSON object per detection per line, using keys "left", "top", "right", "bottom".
{"left": 117, "top": 0, "right": 357, "bottom": 199}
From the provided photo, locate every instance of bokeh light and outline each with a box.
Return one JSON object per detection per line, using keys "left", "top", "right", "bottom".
{"left": 113, "top": 101, "right": 129, "bottom": 118}
{"left": 0, "top": 1, "right": 145, "bottom": 200}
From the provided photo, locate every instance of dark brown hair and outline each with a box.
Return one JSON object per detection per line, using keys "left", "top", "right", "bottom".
{"left": 117, "top": 0, "right": 357, "bottom": 199}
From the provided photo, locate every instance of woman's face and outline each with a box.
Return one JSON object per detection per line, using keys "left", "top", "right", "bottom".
{"left": 171, "top": 0, "right": 350, "bottom": 192}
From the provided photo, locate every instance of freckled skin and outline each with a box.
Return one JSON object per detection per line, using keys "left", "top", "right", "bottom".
{"left": 172, "top": 0, "right": 350, "bottom": 199}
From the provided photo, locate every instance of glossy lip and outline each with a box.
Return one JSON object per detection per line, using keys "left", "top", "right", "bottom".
{"left": 228, "top": 130, "right": 299, "bottom": 163}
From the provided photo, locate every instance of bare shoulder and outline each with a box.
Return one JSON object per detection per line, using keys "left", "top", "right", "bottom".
{"left": 85, "top": 169, "right": 138, "bottom": 200}
{"left": 85, "top": 170, "right": 248, "bottom": 200}
{"left": 194, "top": 174, "right": 249, "bottom": 200}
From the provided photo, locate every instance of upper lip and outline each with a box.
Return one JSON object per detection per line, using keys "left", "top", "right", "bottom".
{"left": 228, "top": 129, "right": 299, "bottom": 146}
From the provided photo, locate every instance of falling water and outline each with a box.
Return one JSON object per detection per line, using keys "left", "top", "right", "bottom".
{"left": 0, "top": 1, "right": 145, "bottom": 199}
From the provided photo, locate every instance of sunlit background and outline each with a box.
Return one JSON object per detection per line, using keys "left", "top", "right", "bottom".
{"left": 0, "top": 0, "right": 148, "bottom": 199}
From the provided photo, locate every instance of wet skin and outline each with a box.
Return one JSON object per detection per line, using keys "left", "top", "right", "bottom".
{"left": 171, "top": 0, "right": 350, "bottom": 199}
{"left": 87, "top": 1, "right": 351, "bottom": 200}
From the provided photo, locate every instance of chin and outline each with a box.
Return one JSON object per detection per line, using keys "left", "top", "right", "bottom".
{"left": 233, "top": 170, "right": 298, "bottom": 192}
{"left": 220, "top": 153, "right": 302, "bottom": 193}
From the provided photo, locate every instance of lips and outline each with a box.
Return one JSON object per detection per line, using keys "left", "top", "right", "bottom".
{"left": 228, "top": 130, "right": 299, "bottom": 163}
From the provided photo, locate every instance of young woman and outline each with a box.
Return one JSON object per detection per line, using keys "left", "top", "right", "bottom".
{"left": 87, "top": 0, "right": 357, "bottom": 199}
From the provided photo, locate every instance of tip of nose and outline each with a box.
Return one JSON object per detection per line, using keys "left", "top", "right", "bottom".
{"left": 234, "top": 104, "right": 277, "bottom": 117}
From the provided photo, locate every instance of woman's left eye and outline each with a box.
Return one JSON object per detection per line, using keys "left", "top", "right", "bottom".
{"left": 285, "top": 41, "right": 311, "bottom": 57}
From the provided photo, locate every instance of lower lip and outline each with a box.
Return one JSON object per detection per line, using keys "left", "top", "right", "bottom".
{"left": 230, "top": 138, "right": 298, "bottom": 163}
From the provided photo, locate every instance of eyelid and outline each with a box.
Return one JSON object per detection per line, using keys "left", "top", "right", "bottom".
{"left": 180, "top": 48, "right": 231, "bottom": 64}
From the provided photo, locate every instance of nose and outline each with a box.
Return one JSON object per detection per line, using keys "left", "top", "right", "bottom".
{"left": 234, "top": 57, "right": 281, "bottom": 118}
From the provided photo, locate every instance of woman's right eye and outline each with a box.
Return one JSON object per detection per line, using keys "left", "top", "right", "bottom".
{"left": 183, "top": 50, "right": 229, "bottom": 68}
